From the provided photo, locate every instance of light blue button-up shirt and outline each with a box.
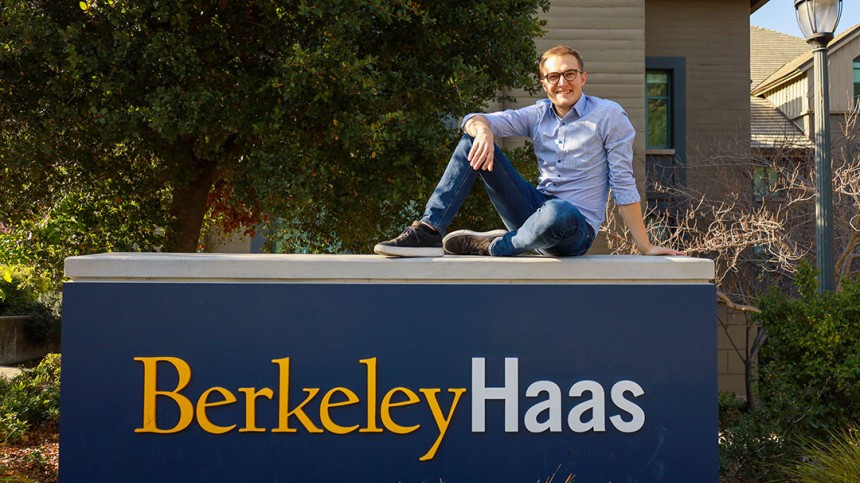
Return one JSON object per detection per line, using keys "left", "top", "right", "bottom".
{"left": 462, "top": 94, "right": 640, "bottom": 234}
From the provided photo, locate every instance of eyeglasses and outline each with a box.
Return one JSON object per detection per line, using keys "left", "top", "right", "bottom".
{"left": 542, "top": 69, "right": 583, "bottom": 84}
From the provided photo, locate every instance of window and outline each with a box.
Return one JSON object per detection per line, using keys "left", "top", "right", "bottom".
{"left": 854, "top": 55, "right": 860, "bottom": 103}
{"left": 752, "top": 166, "right": 778, "bottom": 202}
{"left": 646, "top": 71, "right": 672, "bottom": 149}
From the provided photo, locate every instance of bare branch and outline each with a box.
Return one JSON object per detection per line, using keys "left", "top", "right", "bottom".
{"left": 717, "top": 291, "right": 762, "bottom": 314}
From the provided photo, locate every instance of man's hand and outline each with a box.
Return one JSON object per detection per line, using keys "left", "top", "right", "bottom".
{"left": 642, "top": 245, "right": 685, "bottom": 256}
{"left": 464, "top": 116, "right": 495, "bottom": 171}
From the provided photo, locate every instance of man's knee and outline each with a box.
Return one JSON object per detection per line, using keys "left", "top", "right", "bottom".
{"left": 542, "top": 199, "right": 579, "bottom": 221}
{"left": 457, "top": 133, "right": 474, "bottom": 148}
{"left": 451, "top": 134, "right": 475, "bottom": 161}
{"left": 538, "top": 200, "right": 584, "bottom": 237}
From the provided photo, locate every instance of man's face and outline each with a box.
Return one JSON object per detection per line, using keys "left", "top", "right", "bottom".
{"left": 540, "top": 54, "right": 587, "bottom": 115}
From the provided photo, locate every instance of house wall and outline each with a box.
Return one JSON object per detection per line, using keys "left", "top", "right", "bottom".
{"left": 763, "top": 33, "right": 860, "bottom": 128}
{"left": 762, "top": 87, "right": 850, "bottom": 148}
{"left": 766, "top": 76, "right": 808, "bottom": 123}
{"left": 717, "top": 304, "right": 756, "bottom": 398}
{"left": 826, "top": 34, "right": 860, "bottom": 113}
{"left": 645, "top": 0, "right": 751, "bottom": 185}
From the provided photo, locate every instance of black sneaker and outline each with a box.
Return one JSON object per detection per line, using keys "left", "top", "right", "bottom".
{"left": 374, "top": 221, "right": 444, "bottom": 257}
{"left": 442, "top": 229, "right": 506, "bottom": 256}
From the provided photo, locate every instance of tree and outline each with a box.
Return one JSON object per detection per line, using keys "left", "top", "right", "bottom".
{"left": 1, "top": 0, "right": 548, "bottom": 252}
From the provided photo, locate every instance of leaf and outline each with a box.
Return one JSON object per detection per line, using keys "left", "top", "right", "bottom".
{"left": 2, "top": 268, "right": 11, "bottom": 283}
{"left": 79, "top": 2, "right": 88, "bottom": 11}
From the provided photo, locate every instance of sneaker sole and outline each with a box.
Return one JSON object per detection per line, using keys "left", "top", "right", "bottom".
{"left": 373, "top": 244, "right": 444, "bottom": 257}
{"left": 442, "top": 229, "right": 507, "bottom": 255}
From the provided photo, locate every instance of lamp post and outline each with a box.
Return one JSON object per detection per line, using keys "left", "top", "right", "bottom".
{"left": 794, "top": 0, "right": 842, "bottom": 294}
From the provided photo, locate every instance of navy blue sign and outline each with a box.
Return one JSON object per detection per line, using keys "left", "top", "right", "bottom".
{"left": 60, "top": 283, "right": 717, "bottom": 482}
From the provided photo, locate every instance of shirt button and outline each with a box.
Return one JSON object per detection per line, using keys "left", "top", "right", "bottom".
{"left": 557, "top": 159, "right": 561, "bottom": 163}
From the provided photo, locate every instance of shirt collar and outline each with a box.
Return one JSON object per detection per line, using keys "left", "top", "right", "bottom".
{"left": 570, "top": 94, "right": 588, "bottom": 119}
{"left": 548, "top": 94, "right": 588, "bottom": 120}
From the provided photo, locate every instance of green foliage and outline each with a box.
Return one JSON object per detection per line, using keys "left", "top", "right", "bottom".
{"left": 265, "top": 215, "right": 344, "bottom": 254}
{"left": 0, "top": 180, "right": 170, "bottom": 289}
{"left": 1, "top": 0, "right": 549, "bottom": 254}
{"left": 0, "top": 268, "right": 32, "bottom": 315}
{"left": 0, "top": 267, "right": 61, "bottom": 345}
{"left": 718, "top": 390, "right": 747, "bottom": 428}
{"left": 719, "top": 391, "right": 796, "bottom": 482}
{"left": 0, "top": 266, "right": 10, "bottom": 302}
{"left": 786, "top": 425, "right": 860, "bottom": 482}
{"left": 0, "top": 354, "right": 61, "bottom": 444}
{"left": 754, "top": 264, "right": 860, "bottom": 439}
{"left": 719, "top": 266, "right": 860, "bottom": 481}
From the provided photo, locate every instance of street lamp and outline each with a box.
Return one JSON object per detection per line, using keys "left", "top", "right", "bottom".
{"left": 794, "top": 0, "right": 842, "bottom": 294}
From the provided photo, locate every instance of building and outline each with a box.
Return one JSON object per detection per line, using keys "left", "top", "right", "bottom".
{"left": 749, "top": 26, "right": 813, "bottom": 153}
{"left": 752, "top": 21, "right": 860, "bottom": 147}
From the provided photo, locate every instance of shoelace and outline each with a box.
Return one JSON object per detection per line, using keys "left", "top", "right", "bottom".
{"left": 462, "top": 234, "right": 493, "bottom": 255}
{"left": 395, "top": 226, "right": 421, "bottom": 242}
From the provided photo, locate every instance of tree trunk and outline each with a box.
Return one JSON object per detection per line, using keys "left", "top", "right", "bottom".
{"left": 166, "top": 160, "right": 218, "bottom": 252}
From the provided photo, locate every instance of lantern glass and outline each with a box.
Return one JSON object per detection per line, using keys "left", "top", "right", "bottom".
{"left": 795, "top": 0, "right": 843, "bottom": 40}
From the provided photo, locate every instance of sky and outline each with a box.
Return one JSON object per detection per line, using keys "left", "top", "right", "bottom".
{"left": 751, "top": 0, "right": 860, "bottom": 38}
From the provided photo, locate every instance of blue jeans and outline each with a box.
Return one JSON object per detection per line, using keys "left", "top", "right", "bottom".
{"left": 421, "top": 135, "right": 595, "bottom": 256}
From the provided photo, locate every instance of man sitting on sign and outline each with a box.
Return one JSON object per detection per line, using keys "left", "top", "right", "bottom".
{"left": 374, "top": 45, "right": 683, "bottom": 258}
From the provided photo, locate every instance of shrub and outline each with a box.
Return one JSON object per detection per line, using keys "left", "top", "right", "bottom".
{"left": 0, "top": 265, "right": 10, "bottom": 302}
{"left": 0, "top": 267, "right": 34, "bottom": 315}
{"left": 0, "top": 354, "right": 61, "bottom": 444}
{"left": 786, "top": 425, "right": 860, "bottom": 482}
{"left": 719, "top": 405, "right": 797, "bottom": 482}
{"left": 754, "top": 265, "right": 860, "bottom": 440}
{"left": 719, "top": 265, "right": 860, "bottom": 481}
{"left": 0, "top": 267, "right": 61, "bottom": 345}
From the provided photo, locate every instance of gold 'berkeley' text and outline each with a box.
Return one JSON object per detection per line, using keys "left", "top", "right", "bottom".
{"left": 133, "top": 357, "right": 466, "bottom": 461}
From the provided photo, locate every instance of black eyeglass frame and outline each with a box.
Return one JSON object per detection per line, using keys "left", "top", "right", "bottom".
{"left": 542, "top": 69, "right": 583, "bottom": 84}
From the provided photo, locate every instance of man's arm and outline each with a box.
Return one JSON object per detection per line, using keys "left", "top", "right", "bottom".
{"left": 460, "top": 102, "right": 542, "bottom": 172}
{"left": 463, "top": 115, "right": 496, "bottom": 171}
{"left": 617, "top": 202, "right": 685, "bottom": 256}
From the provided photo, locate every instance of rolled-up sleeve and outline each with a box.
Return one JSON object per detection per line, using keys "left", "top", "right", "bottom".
{"left": 461, "top": 102, "right": 544, "bottom": 138}
{"left": 604, "top": 107, "right": 640, "bottom": 205}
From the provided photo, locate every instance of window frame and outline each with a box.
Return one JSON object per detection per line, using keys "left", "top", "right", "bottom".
{"left": 644, "top": 57, "right": 687, "bottom": 215}
{"left": 645, "top": 57, "right": 686, "bottom": 162}
{"left": 853, "top": 55, "right": 860, "bottom": 103}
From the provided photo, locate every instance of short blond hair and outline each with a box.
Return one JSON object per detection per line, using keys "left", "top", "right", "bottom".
{"left": 539, "top": 45, "right": 584, "bottom": 75}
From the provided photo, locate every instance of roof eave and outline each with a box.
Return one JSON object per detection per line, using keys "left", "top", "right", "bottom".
{"left": 750, "top": 0, "right": 771, "bottom": 14}
{"left": 751, "top": 69, "right": 807, "bottom": 96}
